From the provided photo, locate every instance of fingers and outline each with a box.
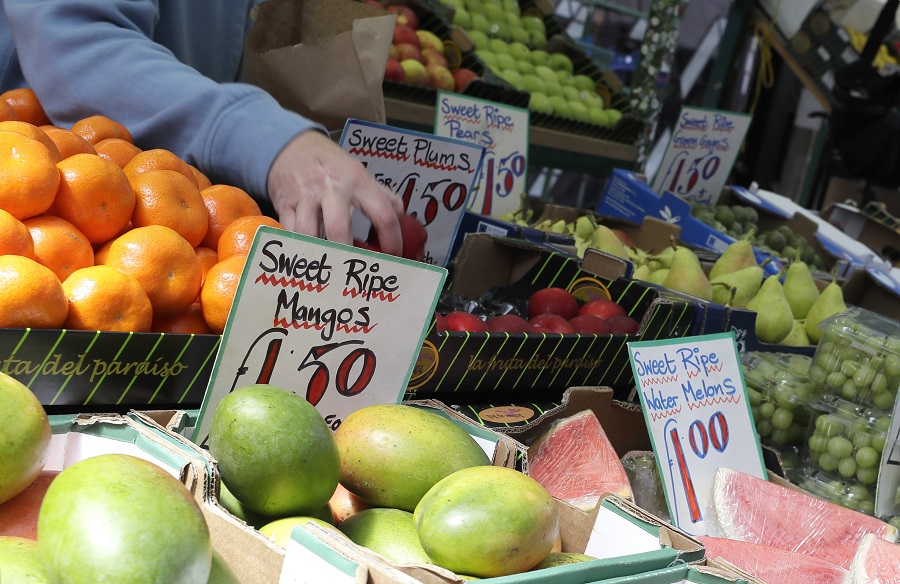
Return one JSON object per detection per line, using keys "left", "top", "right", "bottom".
{"left": 357, "top": 185, "right": 403, "bottom": 256}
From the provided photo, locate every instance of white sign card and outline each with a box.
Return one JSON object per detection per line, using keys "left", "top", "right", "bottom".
{"left": 876, "top": 382, "right": 900, "bottom": 518}
{"left": 432, "top": 91, "right": 529, "bottom": 219}
{"left": 339, "top": 119, "right": 485, "bottom": 267}
{"left": 192, "top": 226, "right": 447, "bottom": 446}
{"left": 629, "top": 332, "right": 766, "bottom": 536}
{"left": 651, "top": 106, "right": 752, "bottom": 205}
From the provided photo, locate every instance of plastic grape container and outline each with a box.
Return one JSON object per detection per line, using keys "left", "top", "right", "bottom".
{"left": 807, "top": 306, "right": 900, "bottom": 411}
{"left": 803, "top": 399, "right": 890, "bottom": 498}
{"left": 791, "top": 462, "right": 878, "bottom": 516}
{"left": 741, "top": 351, "right": 815, "bottom": 448}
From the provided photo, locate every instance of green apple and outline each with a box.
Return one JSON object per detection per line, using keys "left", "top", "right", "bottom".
{"left": 453, "top": 7, "right": 472, "bottom": 29}
{"left": 507, "top": 41, "right": 531, "bottom": 62}
{"left": 505, "top": 12, "right": 522, "bottom": 28}
{"left": 529, "top": 30, "right": 547, "bottom": 49}
{"left": 471, "top": 13, "right": 491, "bottom": 34}
{"left": 528, "top": 92, "right": 553, "bottom": 114}
{"left": 489, "top": 22, "right": 511, "bottom": 41}
{"left": 568, "top": 100, "right": 590, "bottom": 122}
{"left": 521, "top": 74, "right": 546, "bottom": 94}
{"left": 555, "top": 69, "right": 573, "bottom": 86}
{"left": 444, "top": 0, "right": 466, "bottom": 8}
{"left": 543, "top": 80, "right": 563, "bottom": 97}
{"left": 495, "top": 52, "right": 517, "bottom": 72}
{"left": 502, "top": 0, "right": 520, "bottom": 15}
{"left": 475, "top": 49, "right": 499, "bottom": 69}
{"left": 530, "top": 49, "right": 550, "bottom": 66}
{"left": 488, "top": 38, "right": 509, "bottom": 54}
{"left": 468, "top": 30, "right": 491, "bottom": 49}
{"left": 549, "top": 95, "right": 573, "bottom": 118}
{"left": 483, "top": 3, "right": 504, "bottom": 21}
{"left": 571, "top": 74, "right": 595, "bottom": 92}
{"left": 534, "top": 64, "right": 556, "bottom": 84}
{"left": 499, "top": 68, "right": 524, "bottom": 89}
{"left": 521, "top": 15, "right": 545, "bottom": 35}
{"left": 588, "top": 106, "right": 607, "bottom": 126}
{"left": 582, "top": 91, "right": 605, "bottom": 109}
{"left": 516, "top": 60, "right": 536, "bottom": 76}
{"left": 561, "top": 85, "right": 582, "bottom": 102}
{"left": 548, "top": 52, "right": 574, "bottom": 74}
{"left": 606, "top": 108, "right": 623, "bottom": 125}
{"left": 510, "top": 27, "right": 531, "bottom": 45}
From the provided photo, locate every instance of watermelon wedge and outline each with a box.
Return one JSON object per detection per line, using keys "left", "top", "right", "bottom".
{"left": 699, "top": 536, "right": 849, "bottom": 584}
{"left": 709, "top": 468, "right": 898, "bottom": 570}
{"left": 526, "top": 409, "right": 632, "bottom": 511}
{"left": 849, "top": 533, "right": 900, "bottom": 583}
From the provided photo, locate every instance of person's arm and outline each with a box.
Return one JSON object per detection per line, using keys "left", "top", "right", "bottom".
{"left": 3, "top": 0, "right": 402, "bottom": 253}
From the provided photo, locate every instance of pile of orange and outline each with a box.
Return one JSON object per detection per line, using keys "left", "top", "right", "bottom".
{"left": 0, "top": 88, "right": 283, "bottom": 335}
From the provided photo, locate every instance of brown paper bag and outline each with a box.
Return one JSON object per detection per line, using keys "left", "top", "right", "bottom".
{"left": 242, "top": 0, "right": 395, "bottom": 132}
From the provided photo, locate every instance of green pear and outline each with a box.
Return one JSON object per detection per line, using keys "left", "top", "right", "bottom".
{"left": 709, "top": 236, "right": 757, "bottom": 280}
{"left": 782, "top": 260, "right": 820, "bottom": 320}
{"left": 710, "top": 265, "right": 764, "bottom": 308}
{"left": 781, "top": 319, "right": 811, "bottom": 346}
{"left": 804, "top": 278, "right": 846, "bottom": 344}
{"left": 662, "top": 248, "right": 713, "bottom": 301}
{"left": 746, "top": 275, "right": 794, "bottom": 344}
{"left": 574, "top": 215, "right": 596, "bottom": 240}
{"left": 649, "top": 246, "right": 677, "bottom": 270}
{"left": 632, "top": 264, "right": 651, "bottom": 281}
{"left": 589, "top": 224, "right": 629, "bottom": 260}
{"left": 648, "top": 268, "right": 669, "bottom": 285}
{"left": 548, "top": 219, "right": 568, "bottom": 234}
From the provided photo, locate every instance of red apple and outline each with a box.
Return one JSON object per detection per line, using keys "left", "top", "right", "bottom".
{"left": 453, "top": 68, "right": 479, "bottom": 93}
{"left": 416, "top": 30, "right": 444, "bottom": 54}
{"left": 368, "top": 213, "right": 428, "bottom": 261}
{"left": 362, "top": 0, "right": 385, "bottom": 9}
{"left": 607, "top": 314, "right": 640, "bottom": 335}
{"left": 528, "top": 287, "right": 579, "bottom": 320}
{"left": 485, "top": 314, "right": 533, "bottom": 333}
{"left": 529, "top": 313, "right": 575, "bottom": 334}
{"left": 444, "top": 311, "right": 488, "bottom": 333}
{"left": 384, "top": 59, "right": 405, "bottom": 82}
{"left": 393, "top": 24, "right": 420, "bottom": 48}
{"left": 395, "top": 43, "right": 422, "bottom": 63}
{"left": 578, "top": 298, "right": 626, "bottom": 320}
{"left": 389, "top": 44, "right": 400, "bottom": 60}
{"left": 426, "top": 64, "right": 455, "bottom": 91}
{"left": 421, "top": 48, "right": 449, "bottom": 69}
{"left": 433, "top": 312, "right": 448, "bottom": 333}
{"left": 568, "top": 315, "right": 611, "bottom": 335}
{"left": 387, "top": 5, "right": 419, "bottom": 30}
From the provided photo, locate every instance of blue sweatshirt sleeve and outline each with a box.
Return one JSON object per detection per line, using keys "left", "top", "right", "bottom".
{"left": 2, "top": 0, "right": 323, "bottom": 199}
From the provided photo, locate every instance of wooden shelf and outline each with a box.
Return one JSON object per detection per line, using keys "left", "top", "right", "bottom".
{"left": 383, "top": 97, "right": 638, "bottom": 175}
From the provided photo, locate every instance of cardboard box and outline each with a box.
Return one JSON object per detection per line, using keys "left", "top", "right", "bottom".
{"left": 594, "top": 562, "right": 761, "bottom": 584}
{"left": 405, "top": 235, "right": 702, "bottom": 400}
{"left": 448, "top": 210, "right": 572, "bottom": 262}
{"left": 842, "top": 264, "right": 900, "bottom": 321}
{"left": 1, "top": 328, "right": 220, "bottom": 413}
{"left": 822, "top": 203, "right": 900, "bottom": 264}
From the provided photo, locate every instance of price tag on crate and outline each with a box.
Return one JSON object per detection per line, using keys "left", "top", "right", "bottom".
{"left": 432, "top": 91, "right": 529, "bottom": 219}
{"left": 339, "top": 119, "right": 485, "bottom": 267}
{"left": 651, "top": 107, "right": 752, "bottom": 205}
{"left": 629, "top": 332, "right": 766, "bottom": 536}
{"left": 192, "top": 226, "right": 447, "bottom": 446}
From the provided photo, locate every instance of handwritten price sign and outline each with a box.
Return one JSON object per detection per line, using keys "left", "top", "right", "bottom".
{"left": 192, "top": 226, "right": 446, "bottom": 446}
{"left": 629, "top": 332, "right": 766, "bottom": 536}
{"left": 432, "top": 92, "right": 529, "bottom": 219}
{"left": 651, "top": 107, "right": 752, "bottom": 205}
{"left": 339, "top": 119, "right": 485, "bottom": 267}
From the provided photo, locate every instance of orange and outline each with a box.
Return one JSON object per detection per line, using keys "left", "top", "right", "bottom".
{"left": 24, "top": 215, "right": 94, "bottom": 282}
{"left": 200, "top": 184, "right": 262, "bottom": 249}
{"left": 61, "top": 265, "right": 153, "bottom": 332}
{"left": 0, "top": 99, "right": 18, "bottom": 122}
{"left": 123, "top": 148, "right": 198, "bottom": 188}
{"left": 0, "top": 209, "right": 35, "bottom": 258}
{"left": 201, "top": 254, "right": 247, "bottom": 334}
{"left": 217, "top": 215, "right": 284, "bottom": 262}
{"left": 94, "top": 138, "right": 142, "bottom": 168}
{"left": 101, "top": 225, "right": 202, "bottom": 318}
{"left": 0, "top": 121, "right": 62, "bottom": 164}
{"left": 152, "top": 302, "right": 212, "bottom": 335}
{"left": 0, "top": 88, "right": 50, "bottom": 126}
{"left": 51, "top": 153, "right": 136, "bottom": 244}
{"left": 0, "top": 131, "right": 60, "bottom": 220}
{"left": 189, "top": 165, "right": 213, "bottom": 190}
{"left": 0, "top": 254, "right": 68, "bottom": 328}
{"left": 42, "top": 126, "right": 97, "bottom": 159}
{"left": 129, "top": 169, "right": 208, "bottom": 247}
{"left": 70, "top": 114, "right": 133, "bottom": 145}
{"left": 195, "top": 246, "right": 218, "bottom": 285}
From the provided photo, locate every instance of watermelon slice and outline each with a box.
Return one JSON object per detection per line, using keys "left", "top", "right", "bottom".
{"left": 849, "top": 533, "right": 900, "bottom": 583}
{"left": 526, "top": 409, "right": 632, "bottom": 510}
{"left": 709, "top": 468, "right": 898, "bottom": 570}
{"left": 699, "top": 536, "right": 849, "bottom": 584}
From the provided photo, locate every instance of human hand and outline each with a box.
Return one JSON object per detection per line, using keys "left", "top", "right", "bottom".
{"left": 267, "top": 130, "right": 404, "bottom": 255}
